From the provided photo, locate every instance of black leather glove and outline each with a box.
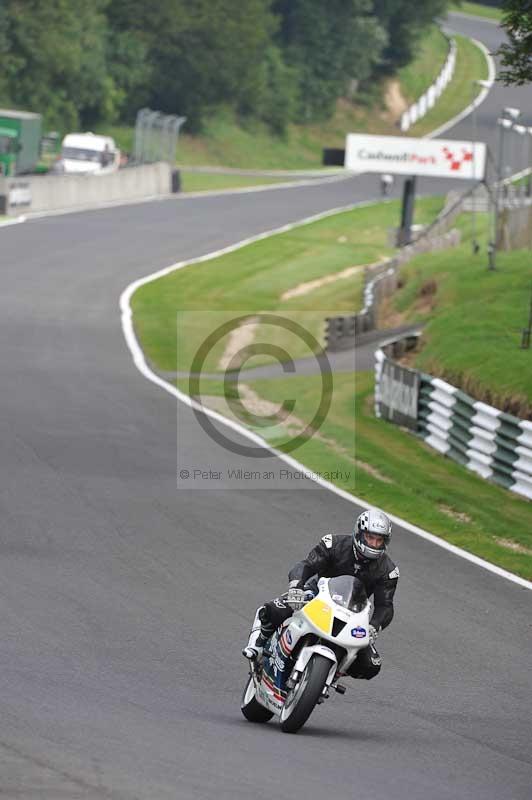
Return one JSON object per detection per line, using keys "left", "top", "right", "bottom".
{"left": 286, "top": 586, "right": 306, "bottom": 610}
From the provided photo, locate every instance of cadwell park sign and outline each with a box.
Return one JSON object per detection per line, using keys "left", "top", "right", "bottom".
{"left": 345, "top": 133, "right": 486, "bottom": 181}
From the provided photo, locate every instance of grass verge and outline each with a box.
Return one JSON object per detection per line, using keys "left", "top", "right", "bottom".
{"left": 180, "top": 172, "right": 294, "bottom": 193}
{"left": 398, "top": 27, "right": 449, "bottom": 104}
{"left": 383, "top": 211, "right": 532, "bottom": 414}
{"left": 131, "top": 196, "right": 443, "bottom": 373}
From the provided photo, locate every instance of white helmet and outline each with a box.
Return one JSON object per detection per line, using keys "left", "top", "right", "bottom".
{"left": 353, "top": 507, "right": 392, "bottom": 561}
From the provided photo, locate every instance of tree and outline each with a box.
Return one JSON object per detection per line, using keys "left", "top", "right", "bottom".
{"left": 0, "top": 0, "right": 118, "bottom": 129}
{"left": 241, "top": 44, "right": 299, "bottom": 134}
{"left": 373, "top": 0, "right": 449, "bottom": 69}
{"left": 0, "top": 0, "right": 469, "bottom": 137}
{"left": 497, "top": 0, "right": 532, "bottom": 85}
{"left": 274, "top": 0, "right": 386, "bottom": 122}
{"left": 105, "top": 0, "right": 171, "bottom": 120}
{"left": 108, "top": 0, "right": 276, "bottom": 130}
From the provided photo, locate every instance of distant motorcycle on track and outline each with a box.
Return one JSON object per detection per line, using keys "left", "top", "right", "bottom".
{"left": 241, "top": 575, "right": 371, "bottom": 733}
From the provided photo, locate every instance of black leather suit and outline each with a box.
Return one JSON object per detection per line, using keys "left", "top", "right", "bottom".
{"left": 260, "top": 533, "right": 399, "bottom": 680}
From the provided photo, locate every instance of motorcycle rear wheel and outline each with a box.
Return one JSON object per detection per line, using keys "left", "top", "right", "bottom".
{"left": 241, "top": 675, "right": 274, "bottom": 723}
{"left": 280, "top": 654, "right": 330, "bottom": 734}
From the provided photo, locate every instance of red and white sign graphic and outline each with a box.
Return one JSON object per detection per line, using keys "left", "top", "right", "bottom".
{"left": 345, "top": 134, "right": 486, "bottom": 180}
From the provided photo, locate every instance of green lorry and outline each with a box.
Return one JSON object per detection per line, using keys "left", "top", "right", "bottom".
{"left": 0, "top": 109, "right": 42, "bottom": 176}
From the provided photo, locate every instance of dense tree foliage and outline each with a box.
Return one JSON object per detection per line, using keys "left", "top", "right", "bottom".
{"left": 0, "top": 0, "right": 450, "bottom": 132}
{"left": 0, "top": 0, "right": 116, "bottom": 129}
{"left": 373, "top": 0, "right": 449, "bottom": 68}
{"left": 273, "top": 0, "right": 386, "bottom": 121}
{"left": 496, "top": 0, "right": 532, "bottom": 85}
{"left": 106, "top": 0, "right": 276, "bottom": 129}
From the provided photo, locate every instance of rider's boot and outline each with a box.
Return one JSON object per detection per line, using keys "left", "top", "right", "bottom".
{"left": 242, "top": 608, "right": 267, "bottom": 661}
{"left": 242, "top": 606, "right": 275, "bottom": 661}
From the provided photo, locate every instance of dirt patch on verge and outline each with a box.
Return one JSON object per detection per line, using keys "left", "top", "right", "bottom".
{"left": 217, "top": 316, "right": 259, "bottom": 370}
{"left": 495, "top": 538, "right": 532, "bottom": 556}
{"left": 281, "top": 264, "right": 365, "bottom": 301}
{"left": 384, "top": 80, "right": 409, "bottom": 120}
{"left": 281, "top": 256, "right": 388, "bottom": 302}
{"left": 355, "top": 460, "right": 393, "bottom": 484}
{"left": 438, "top": 504, "right": 472, "bottom": 524}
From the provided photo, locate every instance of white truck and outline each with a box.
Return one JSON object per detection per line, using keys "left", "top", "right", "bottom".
{"left": 56, "top": 132, "right": 120, "bottom": 175}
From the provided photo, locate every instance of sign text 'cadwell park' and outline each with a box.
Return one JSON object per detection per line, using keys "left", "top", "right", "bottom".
{"left": 345, "top": 133, "right": 486, "bottom": 180}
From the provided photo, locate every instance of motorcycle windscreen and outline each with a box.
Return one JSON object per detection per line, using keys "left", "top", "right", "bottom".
{"left": 328, "top": 575, "right": 367, "bottom": 612}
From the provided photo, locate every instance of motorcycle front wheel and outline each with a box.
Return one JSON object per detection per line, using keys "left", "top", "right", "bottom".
{"left": 241, "top": 675, "right": 274, "bottom": 723}
{"left": 280, "top": 654, "right": 331, "bottom": 733}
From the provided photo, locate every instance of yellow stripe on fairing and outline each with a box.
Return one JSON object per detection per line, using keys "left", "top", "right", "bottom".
{"left": 302, "top": 598, "right": 333, "bottom": 634}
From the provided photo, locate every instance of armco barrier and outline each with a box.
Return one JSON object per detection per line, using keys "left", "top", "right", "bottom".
{"left": 375, "top": 336, "right": 532, "bottom": 501}
{"left": 0, "top": 162, "right": 174, "bottom": 215}
{"left": 400, "top": 36, "right": 456, "bottom": 132}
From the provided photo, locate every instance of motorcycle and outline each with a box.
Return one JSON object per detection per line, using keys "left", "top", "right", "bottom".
{"left": 241, "top": 575, "right": 371, "bottom": 733}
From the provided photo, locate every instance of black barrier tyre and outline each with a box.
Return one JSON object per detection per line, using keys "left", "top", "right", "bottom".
{"left": 241, "top": 675, "right": 274, "bottom": 723}
{"left": 279, "top": 654, "right": 330, "bottom": 734}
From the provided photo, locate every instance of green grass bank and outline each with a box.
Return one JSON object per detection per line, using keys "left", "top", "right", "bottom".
{"left": 180, "top": 172, "right": 293, "bottom": 193}
{"left": 132, "top": 196, "right": 443, "bottom": 374}
{"left": 383, "top": 212, "right": 532, "bottom": 416}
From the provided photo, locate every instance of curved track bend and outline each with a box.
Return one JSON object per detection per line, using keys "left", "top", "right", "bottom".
{"left": 0, "top": 13, "right": 531, "bottom": 800}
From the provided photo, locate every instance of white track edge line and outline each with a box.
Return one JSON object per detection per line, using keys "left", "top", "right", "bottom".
{"left": 119, "top": 202, "right": 532, "bottom": 593}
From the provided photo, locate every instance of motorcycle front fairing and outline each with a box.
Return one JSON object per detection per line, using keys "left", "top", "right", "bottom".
{"left": 256, "top": 576, "right": 371, "bottom": 713}
{"left": 289, "top": 582, "right": 371, "bottom": 676}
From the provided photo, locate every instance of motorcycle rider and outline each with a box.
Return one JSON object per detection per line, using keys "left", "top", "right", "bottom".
{"left": 243, "top": 507, "right": 399, "bottom": 681}
{"left": 380, "top": 173, "right": 394, "bottom": 196}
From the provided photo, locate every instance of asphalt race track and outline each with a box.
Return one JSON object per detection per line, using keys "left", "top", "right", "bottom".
{"left": 1, "top": 13, "right": 531, "bottom": 800}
